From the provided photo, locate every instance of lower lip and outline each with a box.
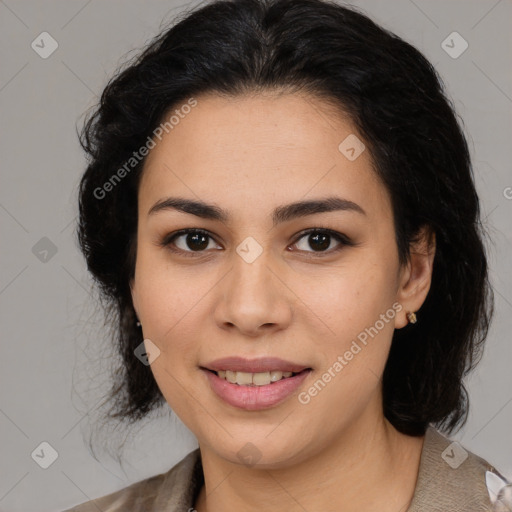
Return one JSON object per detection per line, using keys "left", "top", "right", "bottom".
{"left": 202, "top": 369, "right": 312, "bottom": 411}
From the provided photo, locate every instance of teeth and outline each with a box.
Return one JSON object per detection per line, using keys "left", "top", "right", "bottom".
{"left": 270, "top": 370, "right": 283, "bottom": 382}
{"left": 226, "top": 370, "right": 237, "bottom": 383}
{"left": 253, "top": 372, "right": 272, "bottom": 385}
{"left": 216, "top": 370, "right": 295, "bottom": 386}
{"left": 236, "top": 371, "right": 253, "bottom": 386}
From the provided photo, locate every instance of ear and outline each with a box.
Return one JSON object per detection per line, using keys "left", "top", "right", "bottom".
{"left": 395, "top": 225, "right": 436, "bottom": 329}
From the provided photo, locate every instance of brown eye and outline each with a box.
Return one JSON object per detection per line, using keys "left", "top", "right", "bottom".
{"left": 291, "top": 229, "right": 352, "bottom": 255}
{"left": 161, "top": 229, "right": 222, "bottom": 255}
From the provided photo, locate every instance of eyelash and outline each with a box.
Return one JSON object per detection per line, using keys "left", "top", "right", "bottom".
{"left": 159, "top": 228, "right": 354, "bottom": 258}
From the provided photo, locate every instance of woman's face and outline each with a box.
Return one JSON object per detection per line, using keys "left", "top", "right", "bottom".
{"left": 131, "top": 91, "right": 430, "bottom": 467}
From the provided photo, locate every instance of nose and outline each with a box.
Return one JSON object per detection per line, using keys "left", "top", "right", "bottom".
{"left": 213, "top": 247, "right": 293, "bottom": 337}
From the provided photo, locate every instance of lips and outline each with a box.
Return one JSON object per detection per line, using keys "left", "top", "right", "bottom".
{"left": 202, "top": 356, "right": 311, "bottom": 374}
{"left": 202, "top": 366, "right": 312, "bottom": 410}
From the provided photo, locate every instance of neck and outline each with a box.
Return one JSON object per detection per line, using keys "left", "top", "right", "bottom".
{"left": 194, "top": 410, "right": 425, "bottom": 512}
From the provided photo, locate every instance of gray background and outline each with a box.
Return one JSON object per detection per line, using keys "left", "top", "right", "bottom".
{"left": 0, "top": 0, "right": 511, "bottom": 510}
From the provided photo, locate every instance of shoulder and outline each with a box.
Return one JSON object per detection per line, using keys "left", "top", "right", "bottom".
{"left": 408, "top": 425, "right": 511, "bottom": 512}
{"left": 61, "top": 448, "right": 202, "bottom": 512}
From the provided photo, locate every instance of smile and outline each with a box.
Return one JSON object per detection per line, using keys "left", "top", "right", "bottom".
{"left": 201, "top": 368, "right": 312, "bottom": 410}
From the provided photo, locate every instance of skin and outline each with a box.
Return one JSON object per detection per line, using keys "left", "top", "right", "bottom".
{"left": 130, "top": 91, "right": 436, "bottom": 512}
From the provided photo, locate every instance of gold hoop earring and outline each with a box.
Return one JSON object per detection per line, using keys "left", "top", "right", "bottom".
{"left": 406, "top": 311, "right": 417, "bottom": 324}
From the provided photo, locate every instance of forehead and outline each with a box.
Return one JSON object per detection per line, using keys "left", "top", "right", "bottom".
{"left": 138, "top": 92, "right": 391, "bottom": 222}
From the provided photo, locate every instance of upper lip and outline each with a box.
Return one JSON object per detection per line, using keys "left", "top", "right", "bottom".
{"left": 202, "top": 356, "right": 311, "bottom": 373}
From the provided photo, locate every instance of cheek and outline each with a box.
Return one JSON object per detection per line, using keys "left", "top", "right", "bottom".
{"left": 293, "top": 255, "right": 398, "bottom": 337}
{"left": 292, "top": 251, "right": 398, "bottom": 406}
{"left": 133, "top": 254, "right": 205, "bottom": 413}
{"left": 133, "top": 247, "right": 204, "bottom": 349}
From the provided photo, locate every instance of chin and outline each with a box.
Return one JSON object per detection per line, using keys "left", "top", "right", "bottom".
{"left": 209, "top": 434, "right": 312, "bottom": 470}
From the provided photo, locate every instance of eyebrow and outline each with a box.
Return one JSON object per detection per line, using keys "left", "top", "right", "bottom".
{"left": 148, "top": 196, "right": 366, "bottom": 226}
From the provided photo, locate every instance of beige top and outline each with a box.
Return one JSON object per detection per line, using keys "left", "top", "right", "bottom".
{"left": 63, "top": 425, "right": 511, "bottom": 511}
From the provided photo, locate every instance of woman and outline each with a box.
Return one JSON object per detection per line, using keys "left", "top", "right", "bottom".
{"left": 64, "top": 0, "right": 511, "bottom": 510}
